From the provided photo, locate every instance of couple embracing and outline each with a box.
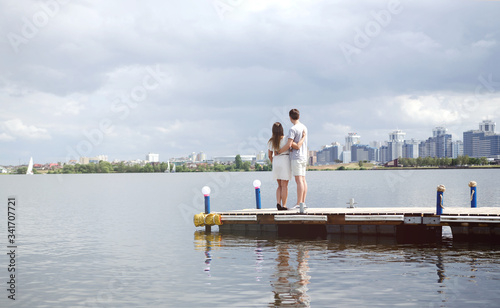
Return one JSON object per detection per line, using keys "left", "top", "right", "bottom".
{"left": 267, "top": 109, "right": 308, "bottom": 211}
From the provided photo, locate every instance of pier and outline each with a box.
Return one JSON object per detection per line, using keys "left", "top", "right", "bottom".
{"left": 211, "top": 207, "right": 500, "bottom": 243}
{"left": 193, "top": 182, "right": 500, "bottom": 243}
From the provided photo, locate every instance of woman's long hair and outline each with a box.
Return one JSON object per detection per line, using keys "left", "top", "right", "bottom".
{"left": 269, "top": 122, "right": 284, "bottom": 151}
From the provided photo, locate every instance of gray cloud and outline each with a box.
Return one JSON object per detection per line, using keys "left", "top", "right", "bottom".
{"left": 1, "top": 0, "right": 500, "bottom": 164}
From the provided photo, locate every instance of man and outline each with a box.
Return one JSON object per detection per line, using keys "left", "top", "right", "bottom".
{"left": 279, "top": 108, "right": 308, "bottom": 208}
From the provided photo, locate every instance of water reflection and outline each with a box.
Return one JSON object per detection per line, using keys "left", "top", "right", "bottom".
{"left": 193, "top": 231, "right": 500, "bottom": 307}
{"left": 194, "top": 231, "right": 222, "bottom": 277}
{"left": 255, "top": 241, "right": 264, "bottom": 281}
{"left": 270, "top": 244, "right": 311, "bottom": 307}
{"left": 436, "top": 252, "right": 445, "bottom": 283}
{"left": 193, "top": 231, "right": 312, "bottom": 306}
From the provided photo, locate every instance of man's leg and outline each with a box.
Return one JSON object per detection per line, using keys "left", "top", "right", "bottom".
{"left": 302, "top": 176, "right": 307, "bottom": 204}
{"left": 295, "top": 175, "right": 304, "bottom": 204}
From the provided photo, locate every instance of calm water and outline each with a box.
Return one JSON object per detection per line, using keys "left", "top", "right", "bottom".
{"left": 1, "top": 169, "right": 500, "bottom": 307}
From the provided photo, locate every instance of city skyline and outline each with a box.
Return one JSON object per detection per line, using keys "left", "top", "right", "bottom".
{"left": 2, "top": 120, "right": 496, "bottom": 167}
{"left": 1, "top": 1, "right": 500, "bottom": 165}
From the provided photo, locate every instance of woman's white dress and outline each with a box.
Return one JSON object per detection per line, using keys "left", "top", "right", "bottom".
{"left": 268, "top": 137, "right": 291, "bottom": 181}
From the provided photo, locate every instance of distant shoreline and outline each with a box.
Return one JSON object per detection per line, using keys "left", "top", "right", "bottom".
{"left": 307, "top": 163, "right": 500, "bottom": 171}
{"left": 4, "top": 165, "right": 500, "bottom": 175}
{"left": 308, "top": 166, "right": 500, "bottom": 171}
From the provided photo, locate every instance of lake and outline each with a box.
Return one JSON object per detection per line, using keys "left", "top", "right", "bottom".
{"left": 1, "top": 169, "right": 499, "bottom": 307}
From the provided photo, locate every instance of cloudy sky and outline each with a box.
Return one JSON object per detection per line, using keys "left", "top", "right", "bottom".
{"left": 1, "top": 0, "right": 499, "bottom": 165}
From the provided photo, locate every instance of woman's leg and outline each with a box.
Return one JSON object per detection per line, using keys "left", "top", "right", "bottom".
{"left": 281, "top": 180, "right": 289, "bottom": 208}
{"left": 276, "top": 180, "right": 282, "bottom": 205}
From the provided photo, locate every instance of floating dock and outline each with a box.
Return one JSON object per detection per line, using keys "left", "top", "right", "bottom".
{"left": 213, "top": 207, "right": 500, "bottom": 243}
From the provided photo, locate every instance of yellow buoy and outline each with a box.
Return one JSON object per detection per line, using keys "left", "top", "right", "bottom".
{"left": 213, "top": 214, "right": 222, "bottom": 225}
{"left": 205, "top": 213, "right": 223, "bottom": 226}
{"left": 194, "top": 213, "right": 207, "bottom": 227}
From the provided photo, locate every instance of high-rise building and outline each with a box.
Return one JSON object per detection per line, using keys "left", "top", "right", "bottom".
{"left": 433, "top": 127, "right": 447, "bottom": 138}
{"left": 317, "top": 145, "right": 341, "bottom": 164}
{"left": 351, "top": 144, "right": 378, "bottom": 162}
{"left": 341, "top": 151, "right": 351, "bottom": 163}
{"left": 345, "top": 133, "right": 361, "bottom": 151}
{"left": 196, "top": 152, "right": 207, "bottom": 162}
{"left": 379, "top": 145, "right": 389, "bottom": 163}
{"left": 434, "top": 127, "right": 452, "bottom": 158}
{"left": 351, "top": 144, "right": 367, "bottom": 162}
{"left": 479, "top": 120, "right": 496, "bottom": 133}
{"left": 464, "top": 120, "right": 500, "bottom": 158}
{"left": 308, "top": 150, "right": 317, "bottom": 166}
{"left": 388, "top": 130, "right": 406, "bottom": 160}
{"left": 316, "top": 146, "right": 329, "bottom": 164}
{"left": 419, "top": 127, "right": 452, "bottom": 158}
{"left": 452, "top": 140, "right": 463, "bottom": 158}
{"left": 402, "top": 139, "right": 419, "bottom": 158}
{"left": 146, "top": 153, "right": 159, "bottom": 162}
{"left": 389, "top": 130, "right": 406, "bottom": 142}
{"left": 369, "top": 147, "right": 379, "bottom": 162}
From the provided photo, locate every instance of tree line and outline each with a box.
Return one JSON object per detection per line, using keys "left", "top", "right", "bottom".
{"left": 17, "top": 155, "right": 272, "bottom": 174}
{"left": 397, "top": 155, "right": 490, "bottom": 167}
{"left": 171, "top": 155, "right": 272, "bottom": 172}
{"left": 18, "top": 154, "right": 492, "bottom": 174}
{"left": 45, "top": 161, "right": 172, "bottom": 174}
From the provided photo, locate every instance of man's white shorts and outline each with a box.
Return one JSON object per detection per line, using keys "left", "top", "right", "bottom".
{"left": 291, "top": 159, "right": 307, "bottom": 177}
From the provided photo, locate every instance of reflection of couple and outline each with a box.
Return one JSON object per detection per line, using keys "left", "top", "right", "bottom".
{"left": 271, "top": 244, "right": 311, "bottom": 307}
{"left": 267, "top": 109, "right": 308, "bottom": 211}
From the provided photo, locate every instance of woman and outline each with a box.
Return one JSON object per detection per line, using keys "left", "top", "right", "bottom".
{"left": 268, "top": 122, "right": 306, "bottom": 210}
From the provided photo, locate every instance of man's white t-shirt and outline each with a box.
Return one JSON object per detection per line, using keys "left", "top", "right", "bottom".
{"left": 287, "top": 122, "right": 307, "bottom": 161}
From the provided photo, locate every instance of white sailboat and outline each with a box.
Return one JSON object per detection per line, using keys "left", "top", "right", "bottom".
{"left": 26, "top": 157, "right": 34, "bottom": 175}
{"left": 165, "top": 161, "right": 170, "bottom": 173}
{"left": 172, "top": 163, "right": 176, "bottom": 173}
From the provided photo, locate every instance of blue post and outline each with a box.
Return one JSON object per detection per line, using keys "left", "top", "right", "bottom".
{"left": 469, "top": 181, "right": 477, "bottom": 208}
{"left": 436, "top": 191, "right": 443, "bottom": 215}
{"left": 205, "top": 196, "right": 211, "bottom": 232}
{"left": 436, "top": 185, "right": 446, "bottom": 215}
{"left": 202, "top": 186, "right": 211, "bottom": 232}
{"left": 471, "top": 187, "right": 477, "bottom": 208}
{"left": 205, "top": 195, "right": 211, "bottom": 214}
{"left": 253, "top": 180, "right": 262, "bottom": 210}
{"left": 255, "top": 187, "right": 262, "bottom": 209}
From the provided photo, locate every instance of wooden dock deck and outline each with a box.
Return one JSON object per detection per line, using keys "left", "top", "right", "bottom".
{"left": 213, "top": 207, "right": 500, "bottom": 243}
